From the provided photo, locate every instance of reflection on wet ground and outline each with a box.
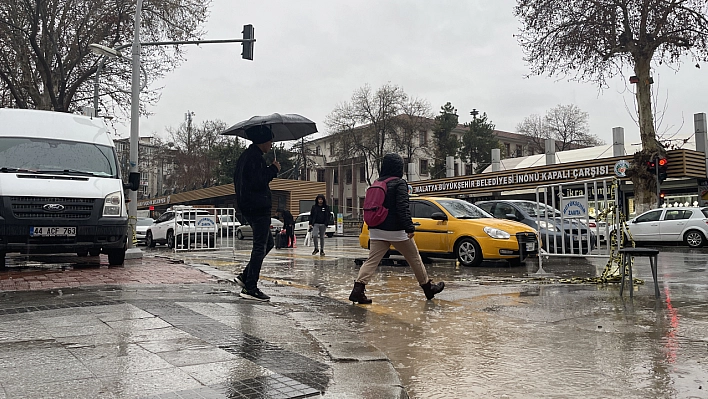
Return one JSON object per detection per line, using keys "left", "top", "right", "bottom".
{"left": 209, "top": 239, "right": 708, "bottom": 399}
{"left": 8, "top": 237, "right": 707, "bottom": 398}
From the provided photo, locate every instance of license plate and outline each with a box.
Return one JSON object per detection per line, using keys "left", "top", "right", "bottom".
{"left": 30, "top": 227, "right": 76, "bottom": 237}
{"left": 526, "top": 242, "right": 535, "bottom": 251}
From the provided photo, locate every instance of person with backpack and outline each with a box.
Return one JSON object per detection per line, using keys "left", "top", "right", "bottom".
{"left": 308, "top": 194, "right": 330, "bottom": 256}
{"left": 349, "top": 153, "right": 445, "bottom": 304}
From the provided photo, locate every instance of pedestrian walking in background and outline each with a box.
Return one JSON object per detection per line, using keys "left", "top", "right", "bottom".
{"left": 308, "top": 194, "right": 330, "bottom": 256}
{"left": 280, "top": 209, "right": 295, "bottom": 248}
{"left": 348, "top": 153, "right": 444, "bottom": 304}
{"left": 232, "top": 125, "right": 280, "bottom": 302}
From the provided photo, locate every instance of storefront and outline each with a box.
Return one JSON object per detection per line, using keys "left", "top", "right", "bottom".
{"left": 409, "top": 149, "right": 707, "bottom": 217}
{"left": 137, "top": 179, "right": 326, "bottom": 222}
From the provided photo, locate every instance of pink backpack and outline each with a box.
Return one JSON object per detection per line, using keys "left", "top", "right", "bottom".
{"left": 363, "top": 177, "right": 398, "bottom": 227}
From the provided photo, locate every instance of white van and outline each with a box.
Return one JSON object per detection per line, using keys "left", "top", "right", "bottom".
{"left": 0, "top": 109, "right": 134, "bottom": 267}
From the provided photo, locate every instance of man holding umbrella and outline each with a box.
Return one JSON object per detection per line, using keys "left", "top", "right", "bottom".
{"left": 232, "top": 125, "right": 280, "bottom": 301}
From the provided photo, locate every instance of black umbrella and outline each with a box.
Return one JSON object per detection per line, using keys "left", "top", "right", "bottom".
{"left": 221, "top": 113, "right": 318, "bottom": 142}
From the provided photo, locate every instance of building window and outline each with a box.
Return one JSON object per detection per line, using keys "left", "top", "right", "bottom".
{"left": 454, "top": 163, "right": 459, "bottom": 177}
{"left": 346, "top": 197, "right": 353, "bottom": 213}
{"left": 345, "top": 168, "right": 353, "bottom": 184}
{"left": 465, "top": 164, "right": 472, "bottom": 175}
{"left": 359, "top": 166, "right": 366, "bottom": 182}
{"left": 333, "top": 169, "right": 338, "bottom": 184}
{"left": 515, "top": 144, "right": 523, "bottom": 157}
{"left": 317, "top": 169, "right": 325, "bottom": 182}
{"left": 329, "top": 142, "right": 334, "bottom": 156}
{"left": 359, "top": 197, "right": 365, "bottom": 216}
{"left": 316, "top": 146, "right": 321, "bottom": 156}
{"left": 505, "top": 143, "right": 511, "bottom": 157}
{"left": 420, "top": 159, "right": 429, "bottom": 175}
{"left": 419, "top": 131, "right": 427, "bottom": 145}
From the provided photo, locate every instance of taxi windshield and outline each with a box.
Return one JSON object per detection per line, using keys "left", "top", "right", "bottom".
{"left": 437, "top": 199, "right": 491, "bottom": 219}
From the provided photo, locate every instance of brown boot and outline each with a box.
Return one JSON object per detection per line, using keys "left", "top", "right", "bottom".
{"left": 421, "top": 280, "right": 445, "bottom": 300}
{"left": 348, "top": 281, "right": 372, "bottom": 304}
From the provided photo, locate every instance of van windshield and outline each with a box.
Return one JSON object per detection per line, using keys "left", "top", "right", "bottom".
{"left": 0, "top": 137, "right": 118, "bottom": 178}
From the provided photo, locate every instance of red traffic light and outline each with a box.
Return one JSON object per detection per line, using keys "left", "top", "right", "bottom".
{"left": 658, "top": 158, "right": 667, "bottom": 166}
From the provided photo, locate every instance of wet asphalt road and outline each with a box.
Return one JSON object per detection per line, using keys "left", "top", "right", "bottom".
{"left": 2, "top": 234, "right": 708, "bottom": 398}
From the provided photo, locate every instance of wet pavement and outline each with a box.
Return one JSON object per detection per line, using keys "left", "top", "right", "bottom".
{"left": 1, "top": 235, "right": 708, "bottom": 398}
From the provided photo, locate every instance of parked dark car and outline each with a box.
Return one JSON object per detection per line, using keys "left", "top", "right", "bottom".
{"left": 476, "top": 200, "right": 595, "bottom": 254}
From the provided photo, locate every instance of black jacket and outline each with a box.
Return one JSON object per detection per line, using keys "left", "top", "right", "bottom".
{"left": 371, "top": 153, "right": 415, "bottom": 234}
{"left": 233, "top": 144, "right": 278, "bottom": 217}
{"left": 309, "top": 203, "right": 331, "bottom": 225}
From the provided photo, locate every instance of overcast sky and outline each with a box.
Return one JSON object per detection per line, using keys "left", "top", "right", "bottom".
{"left": 124, "top": 0, "right": 706, "bottom": 152}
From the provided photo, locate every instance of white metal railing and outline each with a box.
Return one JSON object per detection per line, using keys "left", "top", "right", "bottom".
{"left": 535, "top": 177, "right": 618, "bottom": 269}
{"left": 170, "top": 206, "right": 237, "bottom": 253}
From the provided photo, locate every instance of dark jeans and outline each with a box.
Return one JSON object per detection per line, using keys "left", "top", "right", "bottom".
{"left": 242, "top": 214, "right": 274, "bottom": 290}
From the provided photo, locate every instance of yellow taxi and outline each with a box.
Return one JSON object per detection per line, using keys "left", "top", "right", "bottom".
{"left": 359, "top": 196, "right": 539, "bottom": 267}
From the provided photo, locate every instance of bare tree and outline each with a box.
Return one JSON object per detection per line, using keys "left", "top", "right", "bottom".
{"left": 516, "top": 113, "right": 548, "bottom": 155}
{"left": 518, "top": 104, "right": 604, "bottom": 153}
{"left": 168, "top": 119, "right": 229, "bottom": 191}
{"left": 514, "top": 0, "right": 708, "bottom": 212}
{"left": 0, "top": 0, "right": 209, "bottom": 117}
{"left": 392, "top": 97, "right": 434, "bottom": 165}
{"left": 325, "top": 83, "right": 408, "bottom": 183}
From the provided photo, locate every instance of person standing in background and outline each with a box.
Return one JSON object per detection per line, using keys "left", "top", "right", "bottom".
{"left": 308, "top": 194, "right": 330, "bottom": 256}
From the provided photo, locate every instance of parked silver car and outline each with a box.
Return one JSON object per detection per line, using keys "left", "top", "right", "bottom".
{"left": 236, "top": 218, "right": 284, "bottom": 240}
{"left": 625, "top": 206, "right": 708, "bottom": 248}
{"left": 135, "top": 217, "right": 155, "bottom": 245}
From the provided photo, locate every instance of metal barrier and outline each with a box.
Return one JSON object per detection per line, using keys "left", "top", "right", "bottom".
{"left": 170, "top": 206, "right": 237, "bottom": 254}
{"left": 536, "top": 177, "right": 619, "bottom": 269}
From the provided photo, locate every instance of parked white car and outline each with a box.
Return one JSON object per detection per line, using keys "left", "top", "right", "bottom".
{"left": 625, "top": 206, "right": 708, "bottom": 248}
{"left": 135, "top": 217, "right": 155, "bottom": 245}
{"left": 236, "top": 218, "right": 284, "bottom": 240}
{"left": 145, "top": 207, "right": 218, "bottom": 248}
{"left": 294, "top": 212, "right": 335, "bottom": 237}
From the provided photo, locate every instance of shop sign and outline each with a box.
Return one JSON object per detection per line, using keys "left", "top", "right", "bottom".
{"left": 614, "top": 160, "right": 630, "bottom": 177}
{"left": 699, "top": 178, "right": 708, "bottom": 206}
{"left": 138, "top": 195, "right": 171, "bottom": 208}
{"left": 412, "top": 165, "right": 612, "bottom": 195}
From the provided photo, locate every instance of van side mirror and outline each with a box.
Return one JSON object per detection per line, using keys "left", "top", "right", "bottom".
{"left": 124, "top": 172, "right": 140, "bottom": 191}
{"left": 431, "top": 212, "right": 448, "bottom": 221}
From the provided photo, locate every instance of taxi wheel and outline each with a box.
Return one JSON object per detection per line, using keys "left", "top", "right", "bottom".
{"left": 456, "top": 238, "right": 482, "bottom": 267}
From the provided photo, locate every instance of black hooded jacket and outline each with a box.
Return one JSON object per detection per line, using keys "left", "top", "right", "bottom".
{"left": 233, "top": 144, "right": 278, "bottom": 217}
{"left": 371, "top": 153, "right": 415, "bottom": 234}
{"left": 309, "top": 194, "right": 331, "bottom": 225}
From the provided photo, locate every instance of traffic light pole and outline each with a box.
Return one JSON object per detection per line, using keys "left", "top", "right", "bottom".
{"left": 655, "top": 160, "right": 660, "bottom": 205}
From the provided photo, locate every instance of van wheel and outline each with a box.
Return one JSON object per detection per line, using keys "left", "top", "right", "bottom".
{"left": 685, "top": 230, "right": 705, "bottom": 248}
{"left": 106, "top": 248, "right": 125, "bottom": 266}
{"left": 455, "top": 238, "right": 482, "bottom": 267}
{"left": 167, "top": 231, "right": 175, "bottom": 249}
{"left": 146, "top": 231, "right": 156, "bottom": 248}
{"left": 237, "top": 230, "right": 244, "bottom": 240}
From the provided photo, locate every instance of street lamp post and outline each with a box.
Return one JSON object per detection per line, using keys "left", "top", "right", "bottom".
{"left": 90, "top": 6, "right": 255, "bottom": 256}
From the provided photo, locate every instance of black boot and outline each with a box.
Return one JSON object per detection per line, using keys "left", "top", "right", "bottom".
{"left": 348, "top": 281, "right": 372, "bottom": 304}
{"left": 421, "top": 280, "right": 445, "bottom": 300}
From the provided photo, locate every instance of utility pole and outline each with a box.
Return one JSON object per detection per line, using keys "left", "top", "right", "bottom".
{"left": 185, "top": 111, "right": 195, "bottom": 155}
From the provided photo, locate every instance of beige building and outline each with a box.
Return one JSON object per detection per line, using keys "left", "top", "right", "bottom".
{"left": 300, "top": 119, "right": 539, "bottom": 217}
{"left": 114, "top": 137, "right": 177, "bottom": 200}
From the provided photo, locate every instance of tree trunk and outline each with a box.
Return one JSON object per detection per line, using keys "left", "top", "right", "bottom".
{"left": 629, "top": 53, "right": 664, "bottom": 214}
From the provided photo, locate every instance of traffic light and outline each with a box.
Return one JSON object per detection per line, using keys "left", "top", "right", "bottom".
{"left": 659, "top": 191, "right": 666, "bottom": 205}
{"left": 241, "top": 24, "right": 254, "bottom": 60}
{"left": 646, "top": 158, "right": 657, "bottom": 174}
{"left": 657, "top": 157, "right": 668, "bottom": 182}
